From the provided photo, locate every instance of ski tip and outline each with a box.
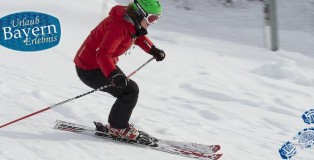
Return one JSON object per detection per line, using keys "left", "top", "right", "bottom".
{"left": 215, "top": 153, "right": 223, "bottom": 160}
{"left": 213, "top": 145, "right": 221, "bottom": 153}
{"left": 204, "top": 153, "right": 222, "bottom": 160}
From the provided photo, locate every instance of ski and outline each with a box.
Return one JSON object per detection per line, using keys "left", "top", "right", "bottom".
{"left": 53, "top": 120, "right": 222, "bottom": 160}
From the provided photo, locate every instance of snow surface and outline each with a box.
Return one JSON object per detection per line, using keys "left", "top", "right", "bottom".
{"left": 1, "top": 0, "right": 314, "bottom": 160}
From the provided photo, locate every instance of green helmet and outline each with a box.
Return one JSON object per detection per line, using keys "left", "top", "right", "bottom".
{"left": 132, "top": 0, "right": 162, "bottom": 16}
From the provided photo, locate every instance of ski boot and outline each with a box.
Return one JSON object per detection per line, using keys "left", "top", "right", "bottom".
{"left": 108, "top": 124, "right": 140, "bottom": 141}
{"left": 108, "top": 124, "right": 158, "bottom": 146}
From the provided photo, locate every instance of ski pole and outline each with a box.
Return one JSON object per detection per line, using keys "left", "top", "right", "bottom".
{"left": 0, "top": 57, "right": 155, "bottom": 129}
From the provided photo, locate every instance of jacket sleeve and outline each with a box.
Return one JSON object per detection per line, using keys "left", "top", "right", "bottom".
{"left": 134, "top": 36, "right": 153, "bottom": 53}
{"left": 96, "top": 24, "right": 125, "bottom": 77}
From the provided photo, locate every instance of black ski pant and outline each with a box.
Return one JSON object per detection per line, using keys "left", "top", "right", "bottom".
{"left": 76, "top": 66, "right": 139, "bottom": 129}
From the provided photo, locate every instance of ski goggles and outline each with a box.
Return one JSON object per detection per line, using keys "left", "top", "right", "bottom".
{"left": 143, "top": 14, "right": 161, "bottom": 25}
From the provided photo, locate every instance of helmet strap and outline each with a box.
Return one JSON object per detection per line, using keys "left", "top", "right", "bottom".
{"left": 134, "top": 21, "right": 148, "bottom": 37}
{"left": 130, "top": 15, "right": 147, "bottom": 38}
{"left": 134, "top": 9, "right": 144, "bottom": 23}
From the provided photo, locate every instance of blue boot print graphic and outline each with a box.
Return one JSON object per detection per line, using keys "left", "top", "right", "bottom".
{"left": 279, "top": 109, "right": 314, "bottom": 159}
{"left": 279, "top": 141, "right": 297, "bottom": 159}
{"left": 302, "top": 109, "right": 314, "bottom": 125}
{"left": 293, "top": 128, "right": 314, "bottom": 149}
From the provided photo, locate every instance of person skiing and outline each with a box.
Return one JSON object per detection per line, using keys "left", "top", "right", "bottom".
{"left": 74, "top": 0, "right": 165, "bottom": 141}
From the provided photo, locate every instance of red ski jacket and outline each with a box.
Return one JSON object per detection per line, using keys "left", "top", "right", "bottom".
{"left": 74, "top": 5, "right": 154, "bottom": 77}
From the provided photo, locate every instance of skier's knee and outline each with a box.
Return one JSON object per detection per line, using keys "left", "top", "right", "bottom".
{"left": 128, "top": 80, "right": 139, "bottom": 97}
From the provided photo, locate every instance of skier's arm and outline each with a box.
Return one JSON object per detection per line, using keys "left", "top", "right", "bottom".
{"left": 134, "top": 36, "right": 153, "bottom": 53}
{"left": 135, "top": 36, "right": 165, "bottom": 61}
{"left": 96, "top": 26, "right": 124, "bottom": 77}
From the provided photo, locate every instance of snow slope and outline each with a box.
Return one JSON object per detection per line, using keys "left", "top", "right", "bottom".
{"left": 1, "top": 0, "right": 314, "bottom": 160}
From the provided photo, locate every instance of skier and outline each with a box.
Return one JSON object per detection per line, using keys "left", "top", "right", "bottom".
{"left": 74, "top": 0, "right": 165, "bottom": 141}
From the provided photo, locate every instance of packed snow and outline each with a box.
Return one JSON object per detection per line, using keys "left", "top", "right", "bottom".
{"left": 1, "top": 0, "right": 314, "bottom": 160}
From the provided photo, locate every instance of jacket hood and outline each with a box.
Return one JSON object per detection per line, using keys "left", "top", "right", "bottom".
{"left": 109, "top": 5, "right": 130, "bottom": 23}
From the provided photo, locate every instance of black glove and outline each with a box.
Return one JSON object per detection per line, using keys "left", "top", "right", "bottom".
{"left": 149, "top": 45, "right": 165, "bottom": 62}
{"left": 108, "top": 70, "right": 128, "bottom": 88}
